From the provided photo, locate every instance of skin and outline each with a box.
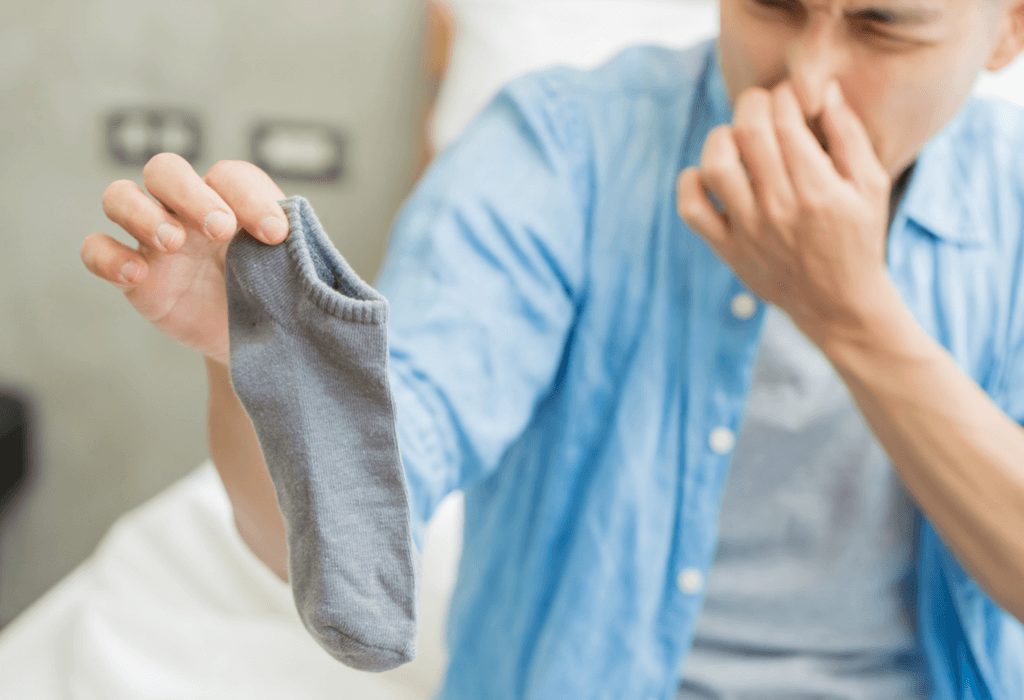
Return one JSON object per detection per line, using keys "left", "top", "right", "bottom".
{"left": 716, "top": 0, "right": 1017, "bottom": 178}
{"left": 81, "top": 0, "right": 1024, "bottom": 618}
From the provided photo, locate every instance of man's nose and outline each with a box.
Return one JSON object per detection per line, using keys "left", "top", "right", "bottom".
{"left": 785, "top": 20, "right": 845, "bottom": 119}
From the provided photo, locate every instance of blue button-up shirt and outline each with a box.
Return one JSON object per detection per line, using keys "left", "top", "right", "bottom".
{"left": 373, "top": 36, "right": 1024, "bottom": 700}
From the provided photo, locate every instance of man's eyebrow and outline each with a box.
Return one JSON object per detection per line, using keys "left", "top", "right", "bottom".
{"left": 844, "top": 3, "right": 942, "bottom": 23}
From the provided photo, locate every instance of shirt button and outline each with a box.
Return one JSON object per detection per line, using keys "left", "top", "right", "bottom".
{"left": 677, "top": 567, "right": 704, "bottom": 594}
{"left": 709, "top": 426, "right": 735, "bottom": 455}
{"left": 730, "top": 292, "right": 757, "bottom": 320}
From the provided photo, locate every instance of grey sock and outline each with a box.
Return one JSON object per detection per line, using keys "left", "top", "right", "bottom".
{"left": 223, "top": 194, "right": 417, "bottom": 672}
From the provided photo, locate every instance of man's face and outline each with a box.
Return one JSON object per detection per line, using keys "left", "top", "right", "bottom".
{"left": 718, "top": 0, "right": 1015, "bottom": 177}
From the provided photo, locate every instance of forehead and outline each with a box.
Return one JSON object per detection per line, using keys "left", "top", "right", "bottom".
{"left": 805, "top": 0, "right": 947, "bottom": 18}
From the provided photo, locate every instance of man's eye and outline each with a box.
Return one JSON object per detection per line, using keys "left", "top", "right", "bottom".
{"left": 858, "top": 13, "right": 900, "bottom": 35}
{"left": 852, "top": 19, "right": 913, "bottom": 46}
{"left": 751, "top": 0, "right": 801, "bottom": 13}
{"left": 849, "top": 9, "right": 909, "bottom": 38}
{"left": 857, "top": 8, "right": 897, "bottom": 23}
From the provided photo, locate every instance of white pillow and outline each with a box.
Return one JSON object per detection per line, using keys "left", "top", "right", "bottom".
{"left": 430, "top": 0, "right": 719, "bottom": 152}
{"left": 976, "top": 58, "right": 1024, "bottom": 107}
{"left": 431, "top": 0, "right": 1023, "bottom": 153}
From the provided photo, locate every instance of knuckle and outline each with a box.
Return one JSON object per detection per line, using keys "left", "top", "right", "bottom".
{"left": 701, "top": 134, "right": 735, "bottom": 175}
{"left": 101, "top": 179, "right": 135, "bottom": 216}
{"left": 868, "top": 167, "right": 892, "bottom": 196}
{"left": 677, "top": 192, "right": 705, "bottom": 225}
{"left": 772, "top": 120, "right": 796, "bottom": 145}
{"left": 731, "top": 115, "right": 755, "bottom": 138}
{"left": 799, "top": 190, "right": 829, "bottom": 217}
{"left": 204, "top": 158, "right": 239, "bottom": 185}
{"left": 748, "top": 86, "right": 773, "bottom": 105}
{"left": 700, "top": 127, "right": 724, "bottom": 160}
{"left": 762, "top": 195, "right": 792, "bottom": 227}
{"left": 676, "top": 168, "right": 692, "bottom": 193}
{"left": 700, "top": 150, "right": 735, "bottom": 187}
{"left": 771, "top": 81, "right": 795, "bottom": 106}
{"left": 708, "top": 235, "right": 735, "bottom": 262}
{"left": 239, "top": 183, "right": 269, "bottom": 211}
{"left": 142, "top": 151, "right": 184, "bottom": 181}
{"left": 708, "top": 123, "right": 731, "bottom": 138}
{"left": 735, "top": 87, "right": 771, "bottom": 119}
{"left": 732, "top": 118, "right": 767, "bottom": 148}
{"left": 678, "top": 198, "right": 703, "bottom": 225}
{"left": 676, "top": 171, "right": 697, "bottom": 206}
{"left": 206, "top": 158, "right": 263, "bottom": 189}
{"left": 239, "top": 159, "right": 267, "bottom": 179}
{"left": 702, "top": 161, "right": 730, "bottom": 187}
{"left": 108, "top": 255, "right": 133, "bottom": 282}
{"left": 81, "top": 239, "right": 115, "bottom": 279}
{"left": 707, "top": 124, "right": 735, "bottom": 150}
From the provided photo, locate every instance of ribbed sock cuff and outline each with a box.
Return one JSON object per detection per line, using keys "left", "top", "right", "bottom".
{"left": 225, "top": 194, "right": 389, "bottom": 326}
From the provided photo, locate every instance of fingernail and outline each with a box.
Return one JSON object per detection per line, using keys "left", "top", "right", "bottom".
{"left": 204, "top": 210, "right": 234, "bottom": 239}
{"left": 259, "top": 215, "right": 288, "bottom": 242}
{"left": 156, "top": 222, "right": 184, "bottom": 250}
{"left": 120, "top": 261, "right": 140, "bottom": 283}
{"left": 825, "top": 81, "right": 842, "bottom": 109}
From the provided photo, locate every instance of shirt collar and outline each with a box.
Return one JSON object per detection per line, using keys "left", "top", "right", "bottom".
{"left": 701, "top": 39, "right": 983, "bottom": 247}
{"left": 896, "top": 105, "right": 985, "bottom": 246}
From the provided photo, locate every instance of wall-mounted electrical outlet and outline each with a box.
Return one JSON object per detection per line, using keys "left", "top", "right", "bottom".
{"left": 105, "top": 107, "right": 203, "bottom": 166}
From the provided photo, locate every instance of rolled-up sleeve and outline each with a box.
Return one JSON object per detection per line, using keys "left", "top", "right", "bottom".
{"left": 372, "top": 68, "right": 592, "bottom": 550}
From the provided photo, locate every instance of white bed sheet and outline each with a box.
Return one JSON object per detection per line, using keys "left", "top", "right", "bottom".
{"left": 0, "top": 461, "right": 462, "bottom": 699}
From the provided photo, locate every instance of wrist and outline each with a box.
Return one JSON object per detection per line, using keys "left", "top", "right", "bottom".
{"left": 204, "top": 352, "right": 230, "bottom": 375}
{"left": 799, "top": 273, "right": 907, "bottom": 357}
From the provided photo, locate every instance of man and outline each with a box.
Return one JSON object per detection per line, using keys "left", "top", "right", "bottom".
{"left": 81, "top": 0, "right": 1024, "bottom": 696}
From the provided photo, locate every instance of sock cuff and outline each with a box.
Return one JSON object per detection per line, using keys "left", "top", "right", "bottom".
{"left": 277, "top": 194, "right": 389, "bottom": 325}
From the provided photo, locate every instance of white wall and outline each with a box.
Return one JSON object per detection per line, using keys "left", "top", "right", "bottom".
{"left": 0, "top": 0, "right": 428, "bottom": 624}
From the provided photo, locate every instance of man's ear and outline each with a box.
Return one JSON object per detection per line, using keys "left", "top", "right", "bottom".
{"left": 986, "top": 0, "right": 1024, "bottom": 72}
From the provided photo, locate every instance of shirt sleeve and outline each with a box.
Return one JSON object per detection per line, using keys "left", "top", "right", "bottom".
{"left": 1000, "top": 345, "right": 1024, "bottom": 428}
{"left": 372, "top": 69, "right": 591, "bottom": 550}
{"left": 998, "top": 240, "right": 1024, "bottom": 429}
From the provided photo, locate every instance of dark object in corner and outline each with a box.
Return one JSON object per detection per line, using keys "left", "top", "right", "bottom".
{"left": 0, "top": 391, "right": 29, "bottom": 517}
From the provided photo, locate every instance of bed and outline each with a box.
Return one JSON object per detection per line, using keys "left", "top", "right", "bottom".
{"left": 0, "top": 461, "right": 457, "bottom": 698}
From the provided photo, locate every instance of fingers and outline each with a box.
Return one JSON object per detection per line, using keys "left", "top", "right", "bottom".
{"left": 80, "top": 233, "right": 148, "bottom": 288}
{"left": 102, "top": 179, "right": 187, "bottom": 254}
{"left": 142, "top": 152, "right": 238, "bottom": 242}
{"left": 677, "top": 166, "right": 731, "bottom": 256}
{"left": 204, "top": 160, "right": 289, "bottom": 244}
{"left": 820, "top": 80, "right": 891, "bottom": 195}
{"left": 771, "top": 83, "right": 841, "bottom": 202}
{"left": 698, "top": 125, "right": 759, "bottom": 235}
{"left": 731, "top": 88, "right": 796, "bottom": 222}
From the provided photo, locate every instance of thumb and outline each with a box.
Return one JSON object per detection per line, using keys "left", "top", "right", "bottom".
{"left": 821, "top": 80, "right": 886, "bottom": 191}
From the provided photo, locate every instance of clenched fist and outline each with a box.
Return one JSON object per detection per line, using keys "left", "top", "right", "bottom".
{"left": 677, "top": 79, "right": 898, "bottom": 347}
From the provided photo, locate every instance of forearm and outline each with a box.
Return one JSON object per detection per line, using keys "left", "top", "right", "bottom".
{"left": 204, "top": 355, "right": 289, "bottom": 582}
{"left": 811, "top": 285, "right": 1024, "bottom": 622}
